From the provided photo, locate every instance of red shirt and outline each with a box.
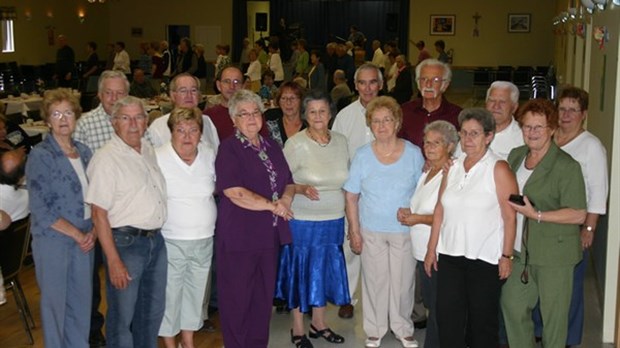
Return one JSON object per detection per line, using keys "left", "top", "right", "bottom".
{"left": 399, "top": 97, "right": 462, "bottom": 148}
{"left": 204, "top": 104, "right": 268, "bottom": 142}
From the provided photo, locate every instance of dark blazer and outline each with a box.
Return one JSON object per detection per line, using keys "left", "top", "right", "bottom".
{"left": 390, "top": 65, "right": 413, "bottom": 104}
{"left": 26, "top": 134, "right": 93, "bottom": 238}
{"left": 507, "top": 142, "right": 586, "bottom": 266}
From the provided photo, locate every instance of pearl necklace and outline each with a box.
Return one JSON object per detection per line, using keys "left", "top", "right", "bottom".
{"left": 306, "top": 129, "right": 330, "bottom": 147}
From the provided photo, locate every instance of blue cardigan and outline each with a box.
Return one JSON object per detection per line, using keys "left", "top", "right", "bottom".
{"left": 26, "top": 134, "right": 93, "bottom": 238}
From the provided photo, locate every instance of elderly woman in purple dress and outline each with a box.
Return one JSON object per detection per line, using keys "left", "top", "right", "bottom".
{"left": 215, "top": 89, "right": 296, "bottom": 348}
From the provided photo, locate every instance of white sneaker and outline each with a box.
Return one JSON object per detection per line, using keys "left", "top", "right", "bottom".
{"left": 365, "top": 337, "right": 382, "bottom": 347}
{"left": 396, "top": 336, "right": 419, "bottom": 348}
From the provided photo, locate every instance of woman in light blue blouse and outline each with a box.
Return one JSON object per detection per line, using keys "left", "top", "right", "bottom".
{"left": 344, "top": 96, "right": 424, "bottom": 348}
{"left": 26, "top": 88, "right": 95, "bottom": 348}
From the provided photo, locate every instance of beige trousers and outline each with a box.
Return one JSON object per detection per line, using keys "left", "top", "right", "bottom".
{"left": 361, "top": 229, "right": 415, "bottom": 339}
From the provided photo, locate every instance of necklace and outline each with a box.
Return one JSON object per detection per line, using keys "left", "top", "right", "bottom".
{"left": 61, "top": 145, "right": 77, "bottom": 156}
{"left": 374, "top": 141, "right": 395, "bottom": 156}
{"left": 306, "top": 129, "right": 330, "bottom": 147}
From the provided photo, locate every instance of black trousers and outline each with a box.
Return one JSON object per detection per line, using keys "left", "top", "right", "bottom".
{"left": 437, "top": 254, "right": 503, "bottom": 348}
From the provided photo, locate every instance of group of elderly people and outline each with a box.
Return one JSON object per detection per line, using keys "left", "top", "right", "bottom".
{"left": 19, "top": 56, "right": 607, "bottom": 348}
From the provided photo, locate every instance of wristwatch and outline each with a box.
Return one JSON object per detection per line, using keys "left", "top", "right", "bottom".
{"left": 502, "top": 254, "right": 514, "bottom": 260}
{"left": 585, "top": 225, "right": 594, "bottom": 232}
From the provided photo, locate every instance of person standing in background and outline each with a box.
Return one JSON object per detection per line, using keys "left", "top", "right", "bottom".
{"left": 55, "top": 35, "right": 75, "bottom": 88}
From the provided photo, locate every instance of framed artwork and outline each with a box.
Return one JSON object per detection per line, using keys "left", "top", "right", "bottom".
{"left": 508, "top": 14, "right": 531, "bottom": 33}
{"left": 430, "top": 15, "right": 455, "bottom": 36}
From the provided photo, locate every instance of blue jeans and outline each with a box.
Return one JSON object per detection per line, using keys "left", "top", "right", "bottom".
{"left": 104, "top": 229, "right": 167, "bottom": 348}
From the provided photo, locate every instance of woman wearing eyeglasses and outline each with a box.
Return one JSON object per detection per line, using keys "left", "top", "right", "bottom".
{"left": 26, "top": 88, "right": 95, "bottom": 347}
{"left": 156, "top": 107, "right": 217, "bottom": 348}
{"left": 344, "top": 96, "right": 424, "bottom": 348}
{"left": 501, "top": 99, "right": 587, "bottom": 348}
{"left": 424, "top": 108, "right": 518, "bottom": 348}
{"left": 215, "top": 89, "right": 296, "bottom": 348}
{"left": 264, "top": 81, "right": 307, "bottom": 147}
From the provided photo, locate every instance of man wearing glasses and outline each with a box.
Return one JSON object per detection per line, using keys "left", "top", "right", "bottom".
{"left": 147, "top": 73, "right": 219, "bottom": 150}
{"left": 73, "top": 69, "right": 130, "bottom": 348}
{"left": 399, "top": 59, "right": 461, "bottom": 149}
{"left": 204, "top": 66, "right": 252, "bottom": 142}
{"left": 87, "top": 96, "right": 168, "bottom": 348}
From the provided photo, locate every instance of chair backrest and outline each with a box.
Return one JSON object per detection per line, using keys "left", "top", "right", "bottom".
{"left": 0, "top": 217, "right": 30, "bottom": 282}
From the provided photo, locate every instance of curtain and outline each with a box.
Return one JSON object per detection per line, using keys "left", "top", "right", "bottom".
{"left": 232, "top": 0, "right": 409, "bottom": 62}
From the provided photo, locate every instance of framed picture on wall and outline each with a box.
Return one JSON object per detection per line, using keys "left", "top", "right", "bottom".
{"left": 508, "top": 14, "right": 531, "bottom": 33}
{"left": 430, "top": 15, "right": 455, "bottom": 36}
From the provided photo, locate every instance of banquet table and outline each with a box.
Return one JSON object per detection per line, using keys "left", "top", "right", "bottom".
{"left": 19, "top": 121, "right": 50, "bottom": 139}
{"left": 0, "top": 95, "right": 43, "bottom": 116}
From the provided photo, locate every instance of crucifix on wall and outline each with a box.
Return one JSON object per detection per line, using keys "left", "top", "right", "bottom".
{"left": 473, "top": 12, "right": 481, "bottom": 37}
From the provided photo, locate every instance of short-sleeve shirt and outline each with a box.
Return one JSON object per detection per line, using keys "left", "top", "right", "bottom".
{"left": 147, "top": 113, "right": 220, "bottom": 151}
{"left": 343, "top": 141, "right": 424, "bottom": 233}
{"left": 86, "top": 134, "right": 167, "bottom": 229}
{"left": 399, "top": 97, "right": 461, "bottom": 149}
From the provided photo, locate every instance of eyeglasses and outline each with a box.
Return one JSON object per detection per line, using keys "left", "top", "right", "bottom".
{"left": 174, "top": 88, "right": 199, "bottom": 96}
{"left": 417, "top": 77, "right": 445, "bottom": 85}
{"left": 220, "top": 78, "right": 242, "bottom": 86}
{"left": 50, "top": 110, "right": 76, "bottom": 120}
{"left": 236, "top": 110, "right": 261, "bottom": 119}
{"left": 115, "top": 114, "right": 147, "bottom": 123}
{"left": 423, "top": 140, "right": 444, "bottom": 149}
{"left": 459, "top": 130, "right": 483, "bottom": 139}
{"left": 522, "top": 125, "right": 548, "bottom": 133}
{"left": 558, "top": 107, "right": 582, "bottom": 115}
{"left": 174, "top": 127, "right": 201, "bottom": 136}
{"left": 371, "top": 117, "right": 395, "bottom": 126}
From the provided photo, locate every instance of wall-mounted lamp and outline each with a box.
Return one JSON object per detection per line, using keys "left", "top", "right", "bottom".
{"left": 592, "top": 0, "right": 607, "bottom": 9}
{"left": 78, "top": 14, "right": 86, "bottom": 23}
{"left": 24, "top": 11, "right": 32, "bottom": 21}
{"left": 581, "top": 0, "right": 596, "bottom": 13}
{"left": 46, "top": 10, "right": 53, "bottom": 18}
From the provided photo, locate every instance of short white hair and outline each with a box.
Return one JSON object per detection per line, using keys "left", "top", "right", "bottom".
{"left": 486, "top": 81, "right": 519, "bottom": 104}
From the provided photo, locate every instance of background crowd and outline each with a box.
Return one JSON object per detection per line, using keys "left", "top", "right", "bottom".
{"left": 0, "top": 26, "right": 609, "bottom": 348}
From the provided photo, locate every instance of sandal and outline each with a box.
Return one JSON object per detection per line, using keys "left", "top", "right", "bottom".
{"left": 309, "top": 324, "right": 345, "bottom": 344}
{"left": 291, "top": 329, "right": 313, "bottom": 348}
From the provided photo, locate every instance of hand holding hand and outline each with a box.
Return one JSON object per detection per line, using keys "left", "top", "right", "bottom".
{"left": 301, "top": 185, "right": 320, "bottom": 201}
{"left": 272, "top": 200, "right": 294, "bottom": 221}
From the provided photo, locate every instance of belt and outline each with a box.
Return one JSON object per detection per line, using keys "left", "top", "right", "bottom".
{"left": 113, "top": 226, "right": 159, "bottom": 238}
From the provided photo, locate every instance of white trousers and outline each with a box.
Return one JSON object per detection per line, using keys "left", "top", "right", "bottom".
{"left": 361, "top": 229, "right": 415, "bottom": 339}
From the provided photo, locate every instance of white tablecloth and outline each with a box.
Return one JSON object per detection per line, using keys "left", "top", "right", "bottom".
{"left": 19, "top": 122, "right": 49, "bottom": 139}
{"left": 1, "top": 96, "right": 43, "bottom": 116}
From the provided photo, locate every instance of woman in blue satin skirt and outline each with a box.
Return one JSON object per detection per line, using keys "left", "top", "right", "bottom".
{"left": 276, "top": 90, "right": 350, "bottom": 348}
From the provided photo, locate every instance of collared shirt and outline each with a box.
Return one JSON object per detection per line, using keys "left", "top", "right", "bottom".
{"left": 147, "top": 113, "right": 220, "bottom": 151}
{"left": 454, "top": 118, "right": 524, "bottom": 160}
{"left": 73, "top": 104, "right": 115, "bottom": 152}
{"left": 491, "top": 118, "right": 524, "bottom": 160}
{"left": 86, "top": 133, "right": 167, "bottom": 229}
{"left": 332, "top": 99, "right": 374, "bottom": 157}
{"left": 399, "top": 97, "right": 462, "bottom": 149}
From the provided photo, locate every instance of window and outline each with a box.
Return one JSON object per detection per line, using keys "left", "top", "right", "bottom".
{"left": 1, "top": 19, "right": 15, "bottom": 53}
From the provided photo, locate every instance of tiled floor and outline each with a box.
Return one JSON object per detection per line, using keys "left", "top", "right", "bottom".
{"left": 266, "top": 258, "right": 613, "bottom": 347}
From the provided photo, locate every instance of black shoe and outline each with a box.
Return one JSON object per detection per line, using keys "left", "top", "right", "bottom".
{"left": 413, "top": 320, "right": 427, "bottom": 329}
{"left": 291, "top": 329, "right": 313, "bottom": 348}
{"left": 309, "top": 324, "right": 345, "bottom": 344}
{"left": 89, "top": 331, "right": 106, "bottom": 347}
{"left": 201, "top": 318, "right": 216, "bottom": 332}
